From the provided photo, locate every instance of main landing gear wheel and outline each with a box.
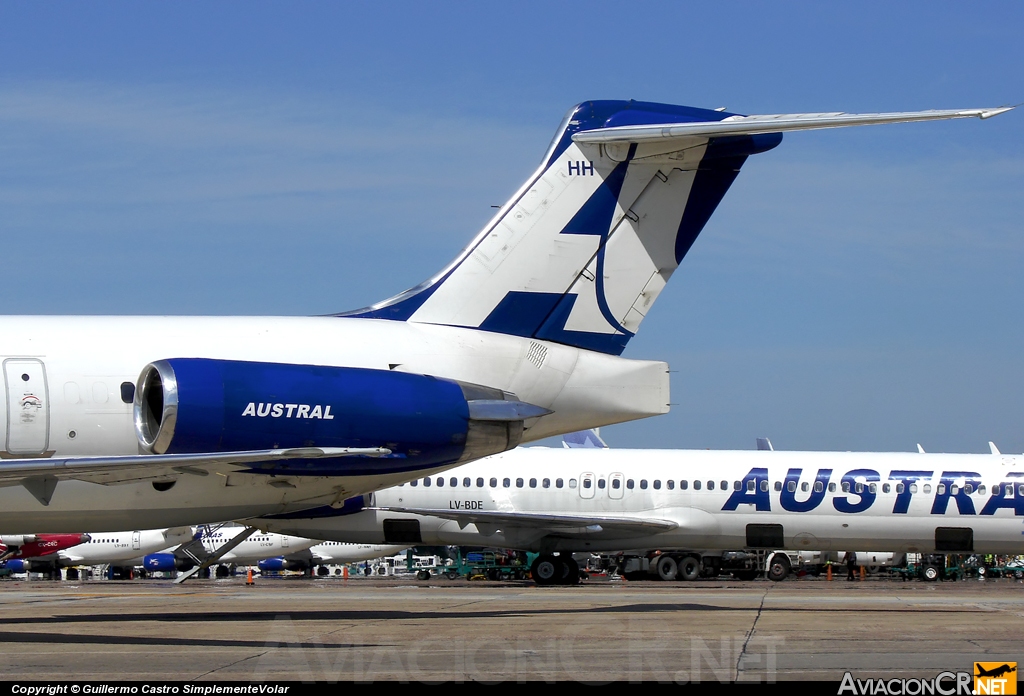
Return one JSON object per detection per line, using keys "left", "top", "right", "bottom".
{"left": 656, "top": 555, "right": 678, "bottom": 581}
{"left": 767, "top": 554, "right": 791, "bottom": 582}
{"left": 679, "top": 556, "right": 701, "bottom": 582}
{"left": 531, "top": 555, "right": 564, "bottom": 586}
{"left": 560, "top": 557, "right": 580, "bottom": 585}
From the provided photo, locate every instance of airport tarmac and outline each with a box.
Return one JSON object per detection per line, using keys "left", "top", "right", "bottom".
{"left": 0, "top": 575, "right": 1021, "bottom": 683}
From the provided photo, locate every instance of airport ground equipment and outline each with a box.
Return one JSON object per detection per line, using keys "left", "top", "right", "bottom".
{"left": 410, "top": 548, "right": 538, "bottom": 581}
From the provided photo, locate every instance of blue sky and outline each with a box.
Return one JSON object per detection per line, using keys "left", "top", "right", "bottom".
{"left": 1, "top": 3, "right": 1022, "bottom": 453}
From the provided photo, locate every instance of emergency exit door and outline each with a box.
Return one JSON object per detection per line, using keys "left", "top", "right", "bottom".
{"left": 4, "top": 358, "right": 50, "bottom": 455}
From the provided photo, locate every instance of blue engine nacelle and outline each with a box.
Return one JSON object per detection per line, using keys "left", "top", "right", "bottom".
{"left": 133, "top": 359, "right": 546, "bottom": 473}
{"left": 258, "top": 557, "right": 308, "bottom": 572}
{"left": 3, "top": 560, "right": 26, "bottom": 573}
{"left": 143, "top": 553, "right": 192, "bottom": 572}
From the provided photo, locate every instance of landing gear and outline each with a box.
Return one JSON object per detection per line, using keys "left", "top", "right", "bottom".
{"left": 316, "top": 566, "right": 330, "bottom": 577}
{"left": 531, "top": 555, "right": 563, "bottom": 586}
{"left": 679, "top": 556, "right": 701, "bottom": 581}
{"left": 656, "top": 555, "right": 678, "bottom": 581}
{"left": 215, "top": 564, "right": 231, "bottom": 578}
{"left": 767, "top": 554, "right": 791, "bottom": 582}
{"left": 560, "top": 557, "right": 580, "bottom": 585}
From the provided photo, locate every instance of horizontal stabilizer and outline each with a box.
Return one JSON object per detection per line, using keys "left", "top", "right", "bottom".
{"left": 573, "top": 107, "right": 1015, "bottom": 144}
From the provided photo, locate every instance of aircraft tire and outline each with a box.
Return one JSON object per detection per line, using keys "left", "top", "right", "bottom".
{"left": 679, "top": 556, "right": 701, "bottom": 581}
{"left": 922, "top": 565, "right": 940, "bottom": 582}
{"left": 656, "top": 555, "right": 678, "bottom": 581}
{"left": 559, "top": 557, "right": 580, "bottom": 585}
{"left": 531, "top": 555, "right": 563, "bottom": 586}
{"left": 767, "top": 554, "right": 791, "bottom": 582}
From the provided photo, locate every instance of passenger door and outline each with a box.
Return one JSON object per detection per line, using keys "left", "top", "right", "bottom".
{"left": 4, "top": 358, "right": 50, "bottom": 455}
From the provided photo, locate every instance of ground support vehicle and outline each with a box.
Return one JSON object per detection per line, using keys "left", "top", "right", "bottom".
{"left": 411, "top": 548, "right": 536, "bottom": 582}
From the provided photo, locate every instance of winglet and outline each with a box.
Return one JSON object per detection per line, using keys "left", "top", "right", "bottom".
{"left": 756, "top": 437, "right": 774, "bottom": 452}
{"left": 989, "top": 441, "right": 1001, "bottom": 455}
{"left": 980, "top": 106, "right": 1015, "bottom": 119}
{"left": 917, "top": 444, "right": 926, "bottom": 454}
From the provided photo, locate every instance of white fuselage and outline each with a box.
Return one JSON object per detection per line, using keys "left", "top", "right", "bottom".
{"left": 308, "top": 542, "right": 409, "bottom": 565}
{"left": 256, "top": 447, "right": 1024, "bottom": 555}
{"left": 0, "top": 316, "right": 667, "bottom": 533}
{"left": 57, "top": 527, "right": 195, "bottom": 567}
{"left": 201, "top": 527, "right": 316, "bottom": 565}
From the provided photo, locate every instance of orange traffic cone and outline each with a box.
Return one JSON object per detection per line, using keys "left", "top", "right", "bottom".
{"left": 826, "top": 564, "right": 832, "bottom": 581}
{"left": 246, "top": 568, "right": 255, "bottom": 586}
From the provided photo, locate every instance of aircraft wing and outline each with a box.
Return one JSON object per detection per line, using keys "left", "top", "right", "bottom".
{"left": 0, "top": 447, "right": 391, "bottom": 505}
{"left": 373, "top": 506, "right": 677, "bottom": 535}
{"left": 573, "top": 107, "right": 1014, "bottom": 145}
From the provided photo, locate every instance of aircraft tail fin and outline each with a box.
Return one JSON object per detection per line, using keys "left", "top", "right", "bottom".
{"left": 342, "top": 102, "right": 1011, "bottom": 356}
{"left": 562, "top": 429, "right": 608, "bottom": 449}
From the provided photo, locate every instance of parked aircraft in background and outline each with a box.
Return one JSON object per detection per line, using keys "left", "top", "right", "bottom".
{"left": 253, "top": 441, "right": 1024, "bottom": 584}
{"left": 0, "top": 533, "right": 91, "bottom": 565}
{"left": 258, "top": 542, "right": 409, "bottom": 575}
{"left": 3, "top": 527, "right": 193, "bottom": 576}
{"left": 0, "top": 101, "right": 1011, "bottom": 537}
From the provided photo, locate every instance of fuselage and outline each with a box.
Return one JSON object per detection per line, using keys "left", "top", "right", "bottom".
{"left": 57, "top": 527, "right": 194, "bottom": 566}
{"left": 257, "top": 447, "right": 1024, "bottom": 555}
{"left": 0, "top": 316, "right": 666, "bottom": 533}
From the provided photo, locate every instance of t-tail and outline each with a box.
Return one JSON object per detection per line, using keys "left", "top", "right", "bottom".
{"left": 342, "top": 101, "right": 1012, "bottom": 355}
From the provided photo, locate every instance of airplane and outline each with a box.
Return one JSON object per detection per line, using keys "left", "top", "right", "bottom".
{"left": 141, "top": 524, "right": 318, "bottom": 578}
{"left": 0, "top": 533, "right": 92, "bottom": 565}
{"left": 250, "top": 442, "right": 1024, "bottom": 584}
{"left": 0, "top": 100, "right": 1012, "bottom": 537}
{"left": 2, "top": 527, "right": 194, "bottom": 577}
{"left": 257, "top": 542, "right": 409, "bottom": 576}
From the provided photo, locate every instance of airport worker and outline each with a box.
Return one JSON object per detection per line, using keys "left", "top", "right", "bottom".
{"left": 845, "top": 551, "right": 857, "bottom": 581}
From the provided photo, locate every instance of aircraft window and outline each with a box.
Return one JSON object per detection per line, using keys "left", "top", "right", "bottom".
{"left": 882, "top": 483, "right": 890, "bottom": 493}
{"left": 503, "top": 478, "right": 511, "bottom": 488}
{"left": 936, "top": 484, "right": 945, "bottom": 495}
{"left": 452, "top": 477, "right": 460, "bottom": 487}
{"left": 828, "top": 482, "right": 836, "bottom": 492}
{"left": 569, "top": 479, "right": 577, "bottom": 489}
{"left": 855, "top": 482, "right": 864, "bottom": 494}
{"left": 720, "top": 481, "right": 727, "bottom": 490}
{"left": 516, "top": 478, "right": 524, "bottom": 488}
{"left": 680, "top": 480, "right": 688, "bottom": 490}
{"left": 964, "top": 484, "right": 973, "bottom": 495}
{"left": 543, "top": 478, "right": 550, "bottom": 489}
{"left": 597, "top": 479, "right": 606, "bottom": 489}
{"left": 787, "top": 481, "right": 797, "bottom": 493}
{"left": 707, "top": 481, "right": 714, "bottom": 491}
{"left": 464, "top": 478, "right": 472, "bottom": 488}
{"left": 475, "top": 477, "right": 483, "bottom": 487}
{"left": 555, "top": 478, "right": 563, "bottom": 488}
{"left": 868, "top": 483, "right": 877, "bottom": 494}
{"left": 842, "top": 482, "right": 850, "bottom": 493}
{"left": 529, "top": 478, "right": 537, "bottom": 488}
{"left": 774, "top": 481, "right": 782, "bottom": 492}
{"left": 582, "top": 479, "right": 591, "bottom": 489}
{"left": 811, "top": 481, "right": 822, "bottom": 493}
{"left": 761, "top": 480, "right": 769, "bottom": 492}
{"left": 627, "top": 479, "right": 634, "bottom": 489}
{"left": 667, "top": 480, "right": 675, "bottom": 490}
{"left": 747, "top": 480, "right": 755, "bottom": 492}
{"left": 611, "top": 478, "right": 621, "bottom": 490}
{"left": 801, "top": 482, "right": 809, "bottom": 492}
{"left": 977, "top": 485, "right": 985, "bottom": 495}
{"left": 489, "top": 478, "right": 497, "bottom": 488}
{"left": 410, "top": 480, "right": 418, "bottom": 487}
{"left": 694, "top": 480, "right": 701, "bottom": 491}
{"left": 895, "top": 482, "right": 904, "bottom": 494}
{"left": 950, "top": 484, "right": 958, "bottom": 495}
{"left": 120, "top": 381, "right": 135, "bottom": 404}
{"left": 653, "top": 480, "right": 661, "bottom": 490}
{"left": 1018, "top": 485, "right": 1024, "bottom": 496}
{"left": 436, "top": 478, "right": 444, "bottom": 487}
{"left": 733, "top": 481, "right": 740, "bottom": 491}
{"left": 424, "top": 478, "right": 433, "bottom": 487}
{"left": 923, "top": 484, "right": 930, "bottom": 494}
{"left": 640, "top": 480, "right": 648, "bottom": 490}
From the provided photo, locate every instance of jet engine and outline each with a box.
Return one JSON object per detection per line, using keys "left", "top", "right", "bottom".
{"left": 133, "top": 358, "right": 549, "bottom": 469}
{"left": 142, "top": 553, "right": 194, "bottom": 572}
{"left": 258, "top": 557, "right": 309, "bottom": 572}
